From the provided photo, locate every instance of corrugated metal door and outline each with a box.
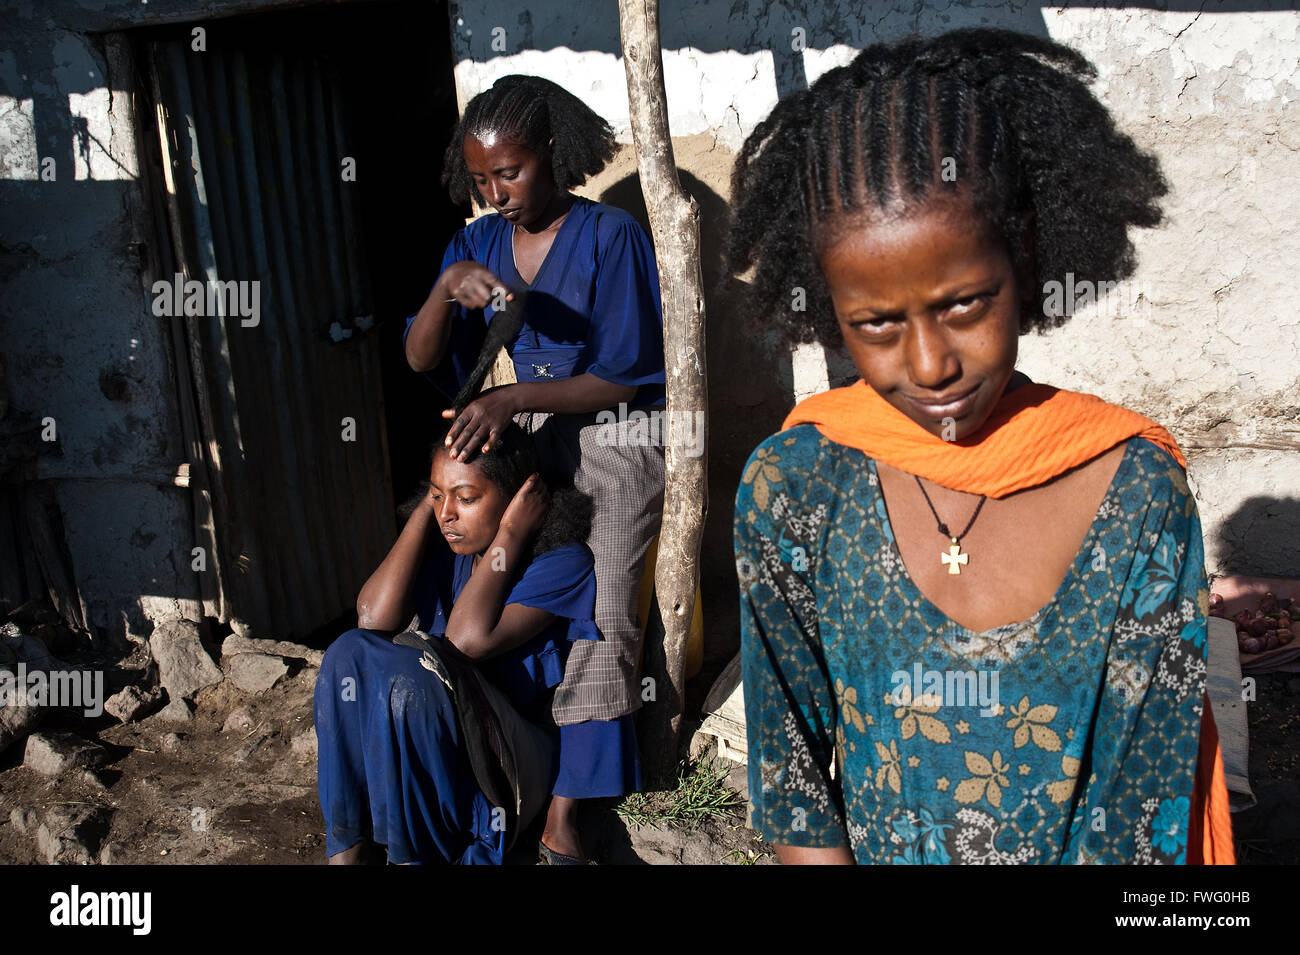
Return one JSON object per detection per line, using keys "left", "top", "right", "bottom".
{"left": 145, "top": 39, "right": 394, "bottom": 639}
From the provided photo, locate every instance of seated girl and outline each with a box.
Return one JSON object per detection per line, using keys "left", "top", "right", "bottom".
{"left": 314, "top": 423, "right": 597, "bottom": 864}
{"left": 728, "top": 29, "right": 1233, "bottom": 864}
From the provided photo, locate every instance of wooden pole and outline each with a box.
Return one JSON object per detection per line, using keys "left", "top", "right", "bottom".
{"left": 618, "top": 0, "right": 709, "bottom": 787}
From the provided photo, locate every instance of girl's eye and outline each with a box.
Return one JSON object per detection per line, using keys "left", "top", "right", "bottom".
{"left": 850, "top": 317, "right": 899, "bottom": 335}
{"left": 458, "top": 496, "right": 477, "bottom": 505}
{"left": 948, "top": 294, "right": 991, "bottom": 317}
{"left": 502, "top": 171, "right": 519, "bottom": 181}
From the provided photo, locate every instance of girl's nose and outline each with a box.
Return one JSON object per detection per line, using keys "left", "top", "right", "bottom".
{"left": 905, "top": 318, "right": 959, "bottom": 389}
{"left": 438, "top": 496, "right": 456, "bottom": 523}
{"left": 487, "top": 180, "right": 507, "bottom": 208}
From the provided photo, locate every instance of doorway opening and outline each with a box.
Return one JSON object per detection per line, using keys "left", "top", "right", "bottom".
{"left": 129, "top": 0, "right": 465, "bottom": 643}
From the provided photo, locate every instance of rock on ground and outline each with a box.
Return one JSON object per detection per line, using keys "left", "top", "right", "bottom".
{"left": 0, "top": 622, "right": 57, "bottom": 754}
{"left": 149, "top": 620, "right": 222, "bottom": 701}
{"left": 222, "top": 705, "right": 254, "bottom": 735}
{"left": 23, "top": 730, "right": 108, "bottom": 776}
{"left": 155, "top": 698, "right": 194, "bottom": 723}
{"left": 105, "top": 685, "right": 163, "bottom": 723}
{"left": 36, "top": 805, "right": 112, "bottom": 865}
{"left": 227, "top": 653, "right": 289, "bottom": 694}
{"left": 291, "top": 727, "right": 317, "bottom": 758}
{"left": 221, "top": 635, "right": 324, "bottom": 668}
{"left": 0, "top": 622, "right": 57, "bottom": 670}
{"left": 0, "top": 693, "right": 44, "bottom": 756}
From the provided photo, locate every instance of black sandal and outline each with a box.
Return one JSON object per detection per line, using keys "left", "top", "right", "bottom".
{"left": 537, "top": 841, "right": 594, "bottom": 865}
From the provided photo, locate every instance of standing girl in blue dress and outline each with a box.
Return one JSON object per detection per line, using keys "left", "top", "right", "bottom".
{"left": 404, "top": 76, "right": 664, "bottom": 863}
{"left": 728, "top": 29, "right": 1231, "bottom": 864}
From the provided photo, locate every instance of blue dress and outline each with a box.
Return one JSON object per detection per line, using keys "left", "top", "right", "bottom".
{"left": 736, "top": 427, "right": 1211, "bottom": 864}
{"left": 314, "top": 539, "right": 598, "bottom": 864}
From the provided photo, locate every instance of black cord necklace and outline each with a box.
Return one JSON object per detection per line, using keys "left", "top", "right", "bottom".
{"left": 913, "top": 475, "right": 987, "bottom": 576}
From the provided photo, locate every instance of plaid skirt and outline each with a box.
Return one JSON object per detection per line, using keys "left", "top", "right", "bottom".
{"left": 518, "top": 409, "right": 665, "bottom": 724}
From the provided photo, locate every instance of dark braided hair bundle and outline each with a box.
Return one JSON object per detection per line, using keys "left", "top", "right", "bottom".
{"left": 442, "top": 74, "right": 617, "bottom": 208}
{"left": 725, "top": 28, "right": 1168, "bottom": 346}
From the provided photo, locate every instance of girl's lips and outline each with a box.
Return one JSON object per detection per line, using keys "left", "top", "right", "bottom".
{"left": 499, "top": 208, "right": 521, "bottom": 220}
{"left": 442, "top": 530, "right": 464, "bottom": 542}
{"left": 902, "top": 384, "right": 979, "bottom": 422}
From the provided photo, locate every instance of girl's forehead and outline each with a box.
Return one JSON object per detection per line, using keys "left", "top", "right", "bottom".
{"left": 464, "top": 132, "right": 533, "bottom": 163}
{"left": 817, "top": 193, "right": 996, "bottom": 254}
{"left": 430, "top": 447, "right": 486, "bottom": 485}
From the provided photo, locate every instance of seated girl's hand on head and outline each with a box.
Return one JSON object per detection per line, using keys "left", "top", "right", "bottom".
{"left": 498, "top": 473, "right": 548, "bottom": 543}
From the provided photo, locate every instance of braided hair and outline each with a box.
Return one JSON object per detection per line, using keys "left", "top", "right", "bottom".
{"left": 442, "top": 75, "right": 617, "bottom": 207}
{"left": 726, "top": 28, "right": 1168, "bottom": 345}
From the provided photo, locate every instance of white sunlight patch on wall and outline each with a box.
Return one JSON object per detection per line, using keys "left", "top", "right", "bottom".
{"left": 0, "top": 95, "right": 38, "bottom": 180}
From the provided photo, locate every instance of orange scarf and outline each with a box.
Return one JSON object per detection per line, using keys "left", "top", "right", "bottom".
{"left": 782, "top": 380, "right": 1185, "bottom": 499}
{"left": 783, "top": 379, "right": 1233, "bottom": 864}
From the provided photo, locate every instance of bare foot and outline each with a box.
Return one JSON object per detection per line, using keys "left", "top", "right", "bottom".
{"left": 540, "top": 795, "right": 584, "bottom": 859}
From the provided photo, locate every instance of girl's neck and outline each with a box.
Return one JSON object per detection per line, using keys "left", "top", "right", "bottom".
{"left": 1004, "top": 369, "right": 1030, "bottom": 395}
{"left": 518, "top": 192, "right": 576, "bottom": 235}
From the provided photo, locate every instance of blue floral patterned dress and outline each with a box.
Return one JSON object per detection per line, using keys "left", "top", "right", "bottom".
{"left": 736, "top": 425, "right": 1210, "bottom": 864}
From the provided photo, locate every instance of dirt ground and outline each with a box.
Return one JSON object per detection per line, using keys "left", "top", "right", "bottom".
{"left": 0, "top": 633, "right": 1293, "bottom": 866}
{"left": 0, "top": 645, "right": 772, "bottom": 866}
{"left": 1226, "top": 670, "right": 1300, "bottom": 865}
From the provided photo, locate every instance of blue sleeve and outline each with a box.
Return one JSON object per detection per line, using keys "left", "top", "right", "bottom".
{"left": 1065, "top": 440, "right": 1210, "bottom": 864}
{"left": 581, "top": 219, "right": 665, "bottom": 390}
{"left": 506, "top": 542, "right": 599, "bottom": 643}
{"left": 404, "top": 228, "right": 484, "bottom": 399}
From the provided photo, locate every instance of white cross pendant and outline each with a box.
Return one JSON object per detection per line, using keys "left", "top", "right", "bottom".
{"left": 940, "top": 539, "right": 968, "bottom": 575}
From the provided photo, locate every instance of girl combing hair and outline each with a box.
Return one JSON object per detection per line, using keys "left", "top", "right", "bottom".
{"left": 730, "top": 29, "right": 1232, "bottom": 865}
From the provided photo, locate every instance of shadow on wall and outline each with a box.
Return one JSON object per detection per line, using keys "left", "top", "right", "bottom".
{"left": 1214, "top": 496, "right": 1300, "bottom": 579}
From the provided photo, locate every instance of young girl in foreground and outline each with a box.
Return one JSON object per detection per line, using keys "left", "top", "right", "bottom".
{"left": 315, "top": 425, "right": 596, "bottom": 864}
{"left": 729, "top": 29, "right": 1233, "bottom": 864}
